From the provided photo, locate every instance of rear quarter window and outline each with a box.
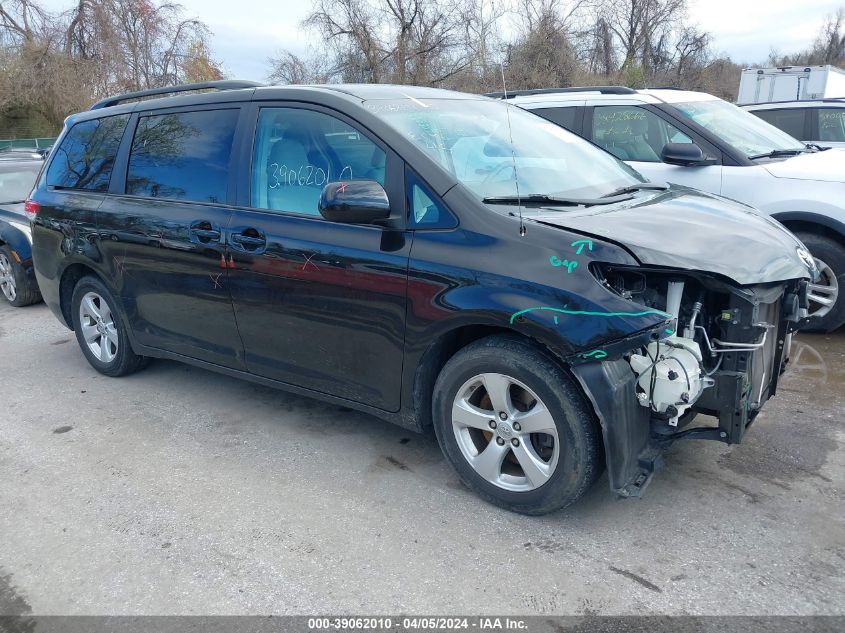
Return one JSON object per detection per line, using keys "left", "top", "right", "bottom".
{"left": 46, "top": 114, "right": 129, "bottom": 191}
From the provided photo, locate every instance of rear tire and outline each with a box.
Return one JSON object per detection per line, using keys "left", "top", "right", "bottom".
{"left": 796, "top": 232, "right": 845, "bottom": 333}
{"left": 71, "top": 276, "right": 148, "bottom": 377}
{"left": 432, "top": 335, "right": 603, "bottom": 515}
{"left": 0, "top": 245, "right": 41, "bottom": 307}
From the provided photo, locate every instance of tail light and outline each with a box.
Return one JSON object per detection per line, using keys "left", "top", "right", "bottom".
{"left": 24, "top": 199, "right": 40, "bottom": 219}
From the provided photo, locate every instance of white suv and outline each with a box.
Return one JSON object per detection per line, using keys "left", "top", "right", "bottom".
{"left": 743, "top": 100, "right": 845, "bottom": 149}
{"left": 500, "top": 87, "right": 845, "bottom": 332}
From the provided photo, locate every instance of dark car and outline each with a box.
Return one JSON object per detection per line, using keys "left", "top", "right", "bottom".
{"left": 0, "top": 156, "right": 43, "bottom": 306}
{"left": 29, "top": 81, "right": 814, "bottom": 514}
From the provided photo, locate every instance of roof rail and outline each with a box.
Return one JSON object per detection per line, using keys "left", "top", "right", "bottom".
{"left": 485, "top": 86, "right": 636, "bottom": 99}
{"left": 90, "top": 80, "right": 264, "bottom": 110}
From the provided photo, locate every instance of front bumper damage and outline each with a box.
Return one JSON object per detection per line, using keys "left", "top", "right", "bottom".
{"left": 569, "top": 276, "right": 808, "bottom": 498}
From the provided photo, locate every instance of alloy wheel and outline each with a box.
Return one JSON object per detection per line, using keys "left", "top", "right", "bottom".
{"left": 451, "top": 373, "right": 560, "bottom": 492}
{"left": 807, "top": 257, "right": 839, "bottom": 320}
{"left": 79, "top": 291, "right": 119, "bottom": 363}
{"left": 0, "top": 253, "right": 16, "bottom": 302}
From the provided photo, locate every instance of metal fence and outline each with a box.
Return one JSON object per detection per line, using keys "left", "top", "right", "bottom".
{"left": 0, "top": 137, "right": 56, "bottom": 150}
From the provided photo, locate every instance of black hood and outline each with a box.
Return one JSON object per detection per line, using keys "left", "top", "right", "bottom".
{"left": 531, "top": 187, "right": 813, "bottom": 285}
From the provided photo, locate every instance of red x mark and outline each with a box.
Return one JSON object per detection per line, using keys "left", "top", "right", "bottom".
{"left": 209, "top": 273, "right": 223, "bottom": 289}
{"left": 336, "top": 182, "right": 348, "bottom": 194}
{"left": 301, "top": 253, "right": 319, "bottom": 271}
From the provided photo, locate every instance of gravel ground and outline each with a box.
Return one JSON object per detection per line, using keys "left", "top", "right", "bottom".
{"left": 0, "top": 301, "right": 842, "bottom": 616}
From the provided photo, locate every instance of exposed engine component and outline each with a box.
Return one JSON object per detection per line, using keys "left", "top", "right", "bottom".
{"left": 627, "top": 281, "right": 712, "bottom": 425}
{"left": 629, "top": 336, "right": 710, "bottom": 426}
{"left": 596, "top": 263, "right": 796, "bottom": 434}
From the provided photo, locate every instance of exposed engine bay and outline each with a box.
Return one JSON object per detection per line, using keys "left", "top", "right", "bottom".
{"left": 599, "top": 265, "right": 808, "bottom": 428}
{"left": 575, "top": 264, "right": 811, "bottom": 496}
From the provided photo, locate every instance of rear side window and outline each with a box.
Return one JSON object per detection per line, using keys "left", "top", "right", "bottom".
{"left": 46, "top": 114, "right": 129, "bottom": 191}
{"left": 126, "top": 109, "right": 238, "bottom": 203}
{"left": 533, "top": 107, "right": 581, "bottom": 133}
{"left": 752, "top": 109, "right": 806, "bottom": 140}
{"left": 814, "top": 108, "right": 845, "bottom": 142}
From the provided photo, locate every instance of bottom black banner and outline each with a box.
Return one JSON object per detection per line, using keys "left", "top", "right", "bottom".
{"left": 0, "top": 616, "right": 842, "bottom": 633}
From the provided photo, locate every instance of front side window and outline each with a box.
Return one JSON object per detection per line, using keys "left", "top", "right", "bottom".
{"left": 673, "top": 98, "right": 806, "bottom": 157}
{"left": 126, "top": 109, "right": 238, "bottom": 203}
{"left": 251, "top": 108, "right": 386, "bottom": 216}
{"left": 367, "top": 98, "right": 642, "bottom": 203}
{"left": 592, "top": 106, "right": 692, "bottom": 163}
{"left": 815, "top": 108, "right": 845, "bottom": 142}
{"left": 46, "top": 114, "right": 128, "bottom": 192}
{"left": 752, "top": 109, "right": 806, "bottom": 140}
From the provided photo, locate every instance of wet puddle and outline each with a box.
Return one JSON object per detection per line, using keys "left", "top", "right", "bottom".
{"left": 716, "top": 329, "right": 844, "bottom": 487}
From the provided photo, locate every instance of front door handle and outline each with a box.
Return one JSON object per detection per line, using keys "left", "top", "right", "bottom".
{"left": 190, "top": 221, "right": 221, "bottom": 243}
{"left": 230, "top": 229, "right": 266, "bottom": 251}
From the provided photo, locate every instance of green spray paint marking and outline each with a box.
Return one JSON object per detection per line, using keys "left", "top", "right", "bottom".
{"left": 549, "top": 255, "right": 578, "bottom": 273}
{"left": 580, "top": 349, "right": 608, "bottom": 360}
{"left": 664, "top": 328, "right": 674, "bottom": 334}
{"left": 510, "top": 305, "right": 671, "bottom": 325}
{"left": 571, "top": 239, "right": 593, "bottom": 255}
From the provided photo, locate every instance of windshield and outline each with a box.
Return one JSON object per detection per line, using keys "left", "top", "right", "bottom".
{"left": 366, "top": 98, "right": 643, "bottom": 201}
{"left": 673, "top": 99, "right": 806, "bottom": 158}
{"left": 0, "top": 162, "right": 41, "bottom": 204}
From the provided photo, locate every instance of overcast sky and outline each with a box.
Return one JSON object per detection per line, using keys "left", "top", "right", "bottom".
{"left": 39, "top": 0, "right": 845, "bottom": 81}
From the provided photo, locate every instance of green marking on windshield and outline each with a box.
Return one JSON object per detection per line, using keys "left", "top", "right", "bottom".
{"left": 510, "top": 306, "right": 671, "bottom": 324}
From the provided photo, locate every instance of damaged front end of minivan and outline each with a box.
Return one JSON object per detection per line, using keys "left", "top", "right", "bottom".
{"left": 569, "top": 266, "right": 811, "bottom": 496}
{"left": 529, "top": 190, "right": 817, "bottom": 497}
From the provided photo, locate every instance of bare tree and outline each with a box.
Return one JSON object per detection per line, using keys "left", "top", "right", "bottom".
{"left": 0, "top": 0, "right": 50, "bottom": 44}
{"left": 1, "top": 0, "right": 221, "bottom": 134}
{"left": 270, "top": 0, "right": 470, "bottom": 86}
{"left": 583, "top": 16, "right": 617, "bottom": 76}
{"left": 460, "top": 0, "right": 505, "bottom": 78}
{"left": 814, "top": 7, "right": 845, "bottom": 65}
{"left": 266, "top": 49, "right": 331, "bottom": 84}
{"left": 591, "top": 0, "right": 686, "bottom": 72}
{"left": 503, "top": 0, "right": 587, "bottom": 89}
{"left": 64, "top": 0, "right": 219, "bottom": 94}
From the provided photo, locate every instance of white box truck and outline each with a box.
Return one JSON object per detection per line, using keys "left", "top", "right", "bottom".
{"left": 737, "top": 65, "right": 845, "bottom": 104}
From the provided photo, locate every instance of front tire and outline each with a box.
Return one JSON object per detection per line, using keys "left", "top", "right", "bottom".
{"left": 796, "top": 233, "right": 845, "bottom": 333}
{"left": 71, "top": 276, "right": 148, "bottom": 377}
{"left": 432, "top": 336, "right": 603, "bottom": 515}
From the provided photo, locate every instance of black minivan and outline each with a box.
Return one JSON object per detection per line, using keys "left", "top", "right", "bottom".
{"left": 30, "top": 81, "right": 815, "bottom": 514}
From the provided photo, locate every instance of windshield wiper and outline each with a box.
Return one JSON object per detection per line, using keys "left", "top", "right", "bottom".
{"left": 748, "top": 149, "right": 809, "bottom": 160}
{"left": 601, "top": 183, "right": 669, "bottom": 198}
{"left": 482, "top": 193, "right": 627, "bottom": 207}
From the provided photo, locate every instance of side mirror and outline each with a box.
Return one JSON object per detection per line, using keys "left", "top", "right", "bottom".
{"left": 318, "top": 180, "right": 391, "bottom": 224}
{"left": 660, "top": 143, "right": 715, "bottom": 167}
